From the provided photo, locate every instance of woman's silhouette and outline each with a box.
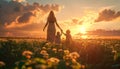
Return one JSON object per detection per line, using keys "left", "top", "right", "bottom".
{"left": 43, "top": 11, "right": 62, "bottom": 43}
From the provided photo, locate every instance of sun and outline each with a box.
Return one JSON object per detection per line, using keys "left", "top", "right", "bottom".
{"left": 79, "top": 26, "right": 88, "bottom": 39}
{"left": 79, "top": 26, "right": 87, "bottom": 34}
{"left": 81, "top": 35, "right": 88, "bottom": 39}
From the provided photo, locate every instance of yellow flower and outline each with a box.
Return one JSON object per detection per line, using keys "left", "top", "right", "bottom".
{"left": 69, "top": 52, "right": 80, "bottom": 59}
{"left": 40, "top": 50, "right": 48, "bottom": 55}
{"left": 35, "top": 64, "right": 47, "bottom": 69}
{"left": 63, "top": 55, "right": 71, "bottom": 60}
{"left": 58, "top": 49, "right": 63, "bottom": 52}
{"left": 45, "top": 42, "right": 51, "bottom": 46}
{"left": 64, "top": 50, "right": 70, "bottom": 55}
{"left": 48, "top": 57, "right": 60, "bottom": 63}
{"left": 22, "top": 50, "right": 33, "bottom": 56}
{"left": 52, "top": 48, "right": 57, "bottom": 51}
{"left": 42, "top": 47, "right": 47, "bottom": 50}
{"left": 0, "top": 61, "right": 5, "bottom": 67}
{"left": 22, "top": 50, "right": 33, "bottom": 59}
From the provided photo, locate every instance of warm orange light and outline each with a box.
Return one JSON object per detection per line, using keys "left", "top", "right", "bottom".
{"left": 81, "top": 35, "right": 88, "bottom": 39}
{"left": 79, "top": 26, "right": 87, "bottom": 34}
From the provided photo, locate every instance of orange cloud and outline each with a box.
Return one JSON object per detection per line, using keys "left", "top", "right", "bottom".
{"left": 12, "top": 0, "right": 26, "bottom": 2}
{"left": 58, "top": 10, "right": 98, "bottom": 37}
{"left": 95, "top": 9, "right": 120, "bottom": 22}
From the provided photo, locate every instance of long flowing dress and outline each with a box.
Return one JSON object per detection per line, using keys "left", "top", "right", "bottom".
{"left": 47, "top": 18, "right": 56, "bottom": 43}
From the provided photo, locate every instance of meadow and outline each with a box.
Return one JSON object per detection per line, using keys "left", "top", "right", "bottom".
{"left": 0, "top": 38, "right": 120, "bottom": 69}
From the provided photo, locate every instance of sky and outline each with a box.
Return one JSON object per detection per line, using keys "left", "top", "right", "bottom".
{"left": 0, "top": 0, "right": 120, "bottom": 38}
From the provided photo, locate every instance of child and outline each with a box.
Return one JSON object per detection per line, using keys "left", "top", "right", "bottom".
{"left": 62, "top": 29, "right": 72, "bottom": 46}
{"left": 55, "top": 31, "right": 62, "bottom": 45}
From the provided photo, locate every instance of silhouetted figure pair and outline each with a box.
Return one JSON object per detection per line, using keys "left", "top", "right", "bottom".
{"left": 43, "top": 11, "right": 62, "bottom": 43}
{"left": 55, "top": 30, "right": 72, "bottom": 46}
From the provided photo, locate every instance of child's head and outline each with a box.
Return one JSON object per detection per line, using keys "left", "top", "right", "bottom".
{"left": 66, "top": 29, "right": 70, "bottom": 34}
{"left": 57, "top": 31, "right": 60, "bottom": 35}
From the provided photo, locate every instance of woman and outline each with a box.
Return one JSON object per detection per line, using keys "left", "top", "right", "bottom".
{"left": 43, "top": 11, "right": 62, "bottom": 43}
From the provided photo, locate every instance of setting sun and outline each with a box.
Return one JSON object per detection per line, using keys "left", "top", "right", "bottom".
{"left": 79, "top": 26, "right": 87, "bottom": 34}
{"left": 81, "top": 35, "right": 88, "bottom": 39}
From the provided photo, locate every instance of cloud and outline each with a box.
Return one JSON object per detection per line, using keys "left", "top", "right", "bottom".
{"left": 0, "top": 0, "right": 62, "bottom": 24}
{"left": 0, "top": 0, "right": 62, "bottom": 37}
{"left": 71, "top": 18, "right": 84, "bottom": 25}
{"left": 3, "top": 23, "right": 45, "bottom": 37}
{"left": 59, "top": 10, "right": 98, "bottom": 36}
{"left": 87, "top": 29, "right": 120, "bottom": 36}
{"left": 12, "top": 0, "right": 26, "bottom": 3}
{"left": 76, "top": 29, "right": 120, "bottom": 37}
{"left": 0, "top": 0, "right": 22, "bottom": 24}
{"left": 72, "top": 18, "right": 80, "bottom": 24}
{"left": 18, "top": 12, "right": 35, "bottom": 23}
{"left": 95, "top": 9, "right": 120, "bottom": 22}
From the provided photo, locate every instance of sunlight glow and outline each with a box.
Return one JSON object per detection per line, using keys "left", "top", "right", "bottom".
{"left": 79, "top": 26, "right": 87, "bottom": 34}
{"left": 81, "top": 35, "right": 88, "bottom": 39}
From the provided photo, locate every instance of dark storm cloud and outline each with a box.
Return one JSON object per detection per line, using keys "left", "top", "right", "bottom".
{"left": 0, "top": 0, "right": 23, "bottom": 24}
{"left": 0, "top": 0, "right": 62, "bottom": 37}
{"left": 0, "top": 0, "right": 61, "bottom": 25}
{"left": 18, "top": 12, "right": 34, "bottom": 23}
{"left": 95, "top": 9, "right": 120, "bottom": 22}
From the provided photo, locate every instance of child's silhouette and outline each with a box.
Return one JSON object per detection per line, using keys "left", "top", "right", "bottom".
{"left": 62, "top": 29, "right": 72, "bottom": 46}
{"left": 55, "top": 31, "right": 62, "bottom": 45}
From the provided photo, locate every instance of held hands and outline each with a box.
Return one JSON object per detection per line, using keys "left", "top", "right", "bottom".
{"left": 61, "top": 29, "right": 65, "bottom": 34}
{"left": 43, "top": 28, "right": 45, "bottom": 31}
{"left": 60, "top": 29, "right": 66, "bottom": 35}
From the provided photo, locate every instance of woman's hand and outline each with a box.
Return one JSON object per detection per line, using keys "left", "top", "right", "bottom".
{"left": 43, "top": 28, "right": 45, "bottom": 31}
{"left": 61, "top": 29, "right": 64, "bottom": 34}
{"left": 60, "top": 29, "right": 63, "bottom": 32}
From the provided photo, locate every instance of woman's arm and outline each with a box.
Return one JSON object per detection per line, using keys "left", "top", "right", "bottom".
{"left": 55, "top": 19, "right": 62, "bottom": 30}
{"left": 55, "top": 20, "right": 64, "bottom": 35}
{"left": 56, "top": 22, "right": 64, "bottom": 36}
{"left": 43, "top": 21, "right": 48, "bottom": 31}
{"left": 56, "top": 22, "right": 62, "bottom": 30}
{"left": 61, "top": 31, "right": 66, "bottom": 35}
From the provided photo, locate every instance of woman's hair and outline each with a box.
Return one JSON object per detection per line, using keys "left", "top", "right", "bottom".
{"left": 48, "top": 11, "right": 56, "bottom": 21}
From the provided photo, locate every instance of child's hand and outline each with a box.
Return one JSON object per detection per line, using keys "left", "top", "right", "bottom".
{"left": 61, "top": 29, "right": 63, "bottom": 33}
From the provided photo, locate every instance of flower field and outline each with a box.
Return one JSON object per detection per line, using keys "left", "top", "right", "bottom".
{"left": 0, "top": 39, "right": 120, "bottom": 69}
